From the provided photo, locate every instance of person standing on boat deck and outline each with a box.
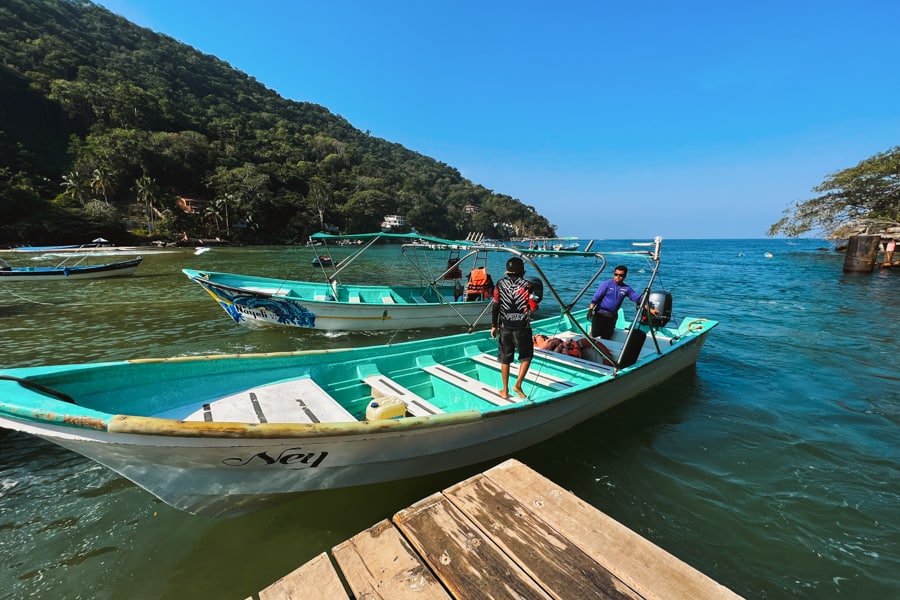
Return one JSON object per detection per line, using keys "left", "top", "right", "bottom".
{"left": 491, "top": 257, "right": 538, "bottom": 399}
{"left": 587, "top": 265, "right": 658, "bottom": 340}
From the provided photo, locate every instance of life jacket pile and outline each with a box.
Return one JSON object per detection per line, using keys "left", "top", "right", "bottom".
{"left": 533, "top": 334, "right": 587, "bottom": 358}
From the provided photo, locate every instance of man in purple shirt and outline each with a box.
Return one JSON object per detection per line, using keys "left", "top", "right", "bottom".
{"left": 587, "top": 265, "right": 657, "bottom": 339}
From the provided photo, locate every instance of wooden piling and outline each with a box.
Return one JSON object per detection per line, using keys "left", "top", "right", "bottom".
{"left": 252, "top": 459, "right": 743, "bottom": 599}
{"left": 843, "top": 234, "right": 881, "bottom": 272}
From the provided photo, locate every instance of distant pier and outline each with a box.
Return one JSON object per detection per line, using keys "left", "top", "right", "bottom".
{"left": 251, "top": 459, "right": 742, "bottom": 599}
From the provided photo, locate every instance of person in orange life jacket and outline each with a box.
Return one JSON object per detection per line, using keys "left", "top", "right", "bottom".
{"left": 465, "top": 266, "right": 494, "bottom": 300}
{"left": 491, "top": 257, "right": 538, "bottom": 399}
{"left": 586, "top": 265, "right": 658, "bottom": 339}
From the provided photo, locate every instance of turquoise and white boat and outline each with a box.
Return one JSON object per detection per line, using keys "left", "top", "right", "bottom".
{"left": 0, "top": 237, "right": 717, "bottom": 517}
{"left": 183, "top": 232, "right": 568, "bottom": 332}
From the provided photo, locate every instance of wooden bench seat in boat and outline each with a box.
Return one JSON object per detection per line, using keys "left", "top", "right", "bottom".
{"left": 421, "top": 363, "right": 516, "bottom": 407}
{"left": 599, "top": 337, "right": 656, "bottom": 360}
{"left": 361, "top": 374, "right": 444, "bottom": 417}
{"left": 157, "top": 377, "right": 356, "bottom": 424}
{"left": 469, "top": 353, "right": 576, "bottom": 391}
{"left": 532, "top": 348, "right": 614, "bottom": 374}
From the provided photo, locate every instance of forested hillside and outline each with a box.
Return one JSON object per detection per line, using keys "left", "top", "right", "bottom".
{"left": 0, "top": 0, "right": 555, "bottom": 245}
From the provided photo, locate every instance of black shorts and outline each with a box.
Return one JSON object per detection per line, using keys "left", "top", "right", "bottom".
{"left": 498, "top": 327, "right": 534, "bottom": 364}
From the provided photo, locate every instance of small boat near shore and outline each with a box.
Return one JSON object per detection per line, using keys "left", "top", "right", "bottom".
{"left": 1, "top": 237, "right": 146, "bottom": 254}
{"left": 0, "top": 237, "right": 718, "bottom": 517}
{"left": 0, "top": 256, "right": 143, "bottom": 281}
{"left": 4, "top": 239, "right": 117, "bottom": 253}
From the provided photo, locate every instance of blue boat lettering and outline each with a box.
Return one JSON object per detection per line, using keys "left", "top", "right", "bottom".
{"left": 223, "top": 448, "right": 328, "bottom": 469}
{"left": 235, "top": 293, "right": 317, "bottom": 327}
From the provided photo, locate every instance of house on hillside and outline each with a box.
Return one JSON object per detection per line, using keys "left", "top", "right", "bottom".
{"left": 177, "top": 197, "right": 208, "bottom": 214}
{"left": 380, "top": 214, "right": 409, "bottom": 233}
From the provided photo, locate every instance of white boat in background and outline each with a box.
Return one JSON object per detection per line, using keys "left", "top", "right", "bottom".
{"left": 183, "top": 232, "right": 589, "bottom": 333}
{"left": 515, "top": 237, "right": 584, "bottom": 252}
{"left": 0, "top": 236, "right": 718, "bottom": 517}
{"left": 5, "top": 237, "right": 115, "bottom": 253}
{"left": 2, "top": 238, "right": 163, "bottom": 257}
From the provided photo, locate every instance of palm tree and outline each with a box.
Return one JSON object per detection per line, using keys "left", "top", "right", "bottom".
{"left": 135, "top": 175, "right": 157, "bottom": 233}
{"left": 61, "top": 170, "right": 91, "bottom": 207}
{"left": 309, "top": 177, "right": 331, "bottom": 232}
{"left": 91, "top": 167, "right": 112, "bottom": 205}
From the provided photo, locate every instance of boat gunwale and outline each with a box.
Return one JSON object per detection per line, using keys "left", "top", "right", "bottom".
{"left": 184, "top": 270, "right": 479, "bottom": 305}
{"left": 105, "top": 406, "right": 496, "bottom": 438}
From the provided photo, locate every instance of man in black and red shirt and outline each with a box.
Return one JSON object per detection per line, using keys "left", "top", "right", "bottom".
{"left": 490, "top": 257, "right": 538, "bottom": 399}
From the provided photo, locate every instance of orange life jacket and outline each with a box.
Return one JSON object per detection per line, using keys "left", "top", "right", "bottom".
{"left": 465, "top": 268, "right": 493, "bottom": 299}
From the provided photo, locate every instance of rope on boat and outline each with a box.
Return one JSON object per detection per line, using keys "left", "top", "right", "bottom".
{"left": 0, "top": 375, "right": 77, "bottom": 404}
{"left": 687, "top": 318, "right": 709, "bottom": 332}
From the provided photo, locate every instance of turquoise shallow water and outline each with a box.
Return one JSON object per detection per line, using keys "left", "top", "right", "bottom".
{"left": 1, "top": 239, "right": 897, "bottom": 599}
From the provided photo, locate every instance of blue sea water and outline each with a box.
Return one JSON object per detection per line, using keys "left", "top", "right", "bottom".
{"left": 0, "top": 238, "right": 897, "bottom": 599}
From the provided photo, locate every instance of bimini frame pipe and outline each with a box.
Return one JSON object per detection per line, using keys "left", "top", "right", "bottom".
{"left": 617, "top": 236, "right": 663, "bottom": 367}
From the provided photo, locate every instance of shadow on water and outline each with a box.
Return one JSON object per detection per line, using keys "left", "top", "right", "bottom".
{"left": 154, "top": 463, "right": 503, "bottom": 599}
{"left": 515, "top": 366, "right": 704, "bottom": 500}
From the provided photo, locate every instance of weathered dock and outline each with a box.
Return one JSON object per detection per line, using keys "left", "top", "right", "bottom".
{"left": 252, "top": 459, "right": 742, "bottom": 599}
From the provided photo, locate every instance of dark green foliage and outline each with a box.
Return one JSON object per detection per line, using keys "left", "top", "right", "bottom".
{"left": 0, "top": 0, "right": 555, "bottom": 245}
{"left": 768, "top": 146, "right": 900, "bottom": 238}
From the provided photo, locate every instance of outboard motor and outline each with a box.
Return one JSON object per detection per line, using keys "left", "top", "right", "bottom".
{"left": 525, "top": 276, "right": 544, "bottom": 305}
{"left": 641, "top": 290, "right": 672, "bottom": 327}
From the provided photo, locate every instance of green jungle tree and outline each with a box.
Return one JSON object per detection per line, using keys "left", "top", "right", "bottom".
{"left": 769, "top": 146, "right": 900, "bottom": 238}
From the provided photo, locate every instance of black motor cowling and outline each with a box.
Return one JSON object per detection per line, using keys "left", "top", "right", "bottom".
{"left": 641, "top": 290, "right": 672, "bottom": 327}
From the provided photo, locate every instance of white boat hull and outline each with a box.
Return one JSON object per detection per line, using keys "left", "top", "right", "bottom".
{"left": 0, "top": 336, "right": 706, "bottom": 517}
{"left": 188, "top": 273, "right": 492, "bottom": 331}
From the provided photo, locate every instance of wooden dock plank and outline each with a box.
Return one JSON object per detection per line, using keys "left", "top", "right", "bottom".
{"left": 483, "top": 460, "right": 743, "bottom": 600}
{"left": 443, "top": 473, "right": 641, "bottom": 599}
{"left": 258, "top": 552, "right": 348, "bottom": 600}
{"left": 255, "top": 459, "right": 743, "bottom": 600}
{"left": 331, "top": 519, "right": 451, "bottom": 599}
{"left": 393, "top": 493, "right": 553, "bottom": 599}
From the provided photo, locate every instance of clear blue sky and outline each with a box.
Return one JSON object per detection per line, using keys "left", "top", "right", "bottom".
{"left": 99, "top": 0, "right": 900, "bottom": 239}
